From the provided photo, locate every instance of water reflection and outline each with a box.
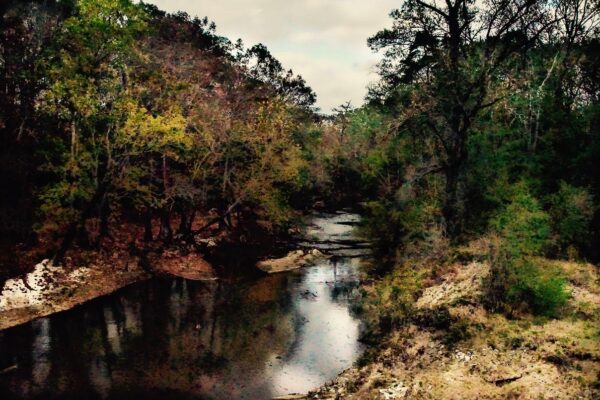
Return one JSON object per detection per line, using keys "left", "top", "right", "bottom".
{"left": 31, "top": 319, "right": 50, "bottom": 388}
{"left": 0, "top": 213, "right": 365, "bottom": 399}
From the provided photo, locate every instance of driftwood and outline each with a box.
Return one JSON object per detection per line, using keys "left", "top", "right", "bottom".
{"left": 0, "top": 364, "right": 18, "bottom": 374}
{"left": 257, "top": 249, "right": 325, "bottom": 274}
{"left": 272, "top": 394, "right": 307, "bottom": 400}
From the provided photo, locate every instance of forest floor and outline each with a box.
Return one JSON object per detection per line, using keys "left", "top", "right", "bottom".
{"left": 310, "top": 240, "right": 600, "bottom": 399}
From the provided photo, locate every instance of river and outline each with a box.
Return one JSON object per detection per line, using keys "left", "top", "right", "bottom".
{"left": 0, "top": 212, "right": 367, "bottom": 400}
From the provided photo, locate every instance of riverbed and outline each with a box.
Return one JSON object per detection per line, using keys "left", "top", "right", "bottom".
{"left": 0, "top": 212, "right": 367, "bottom": 400}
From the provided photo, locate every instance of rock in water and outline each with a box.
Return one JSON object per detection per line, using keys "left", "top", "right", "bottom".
{"left": 257, "top": 249, "right": 324, "bottom": 273}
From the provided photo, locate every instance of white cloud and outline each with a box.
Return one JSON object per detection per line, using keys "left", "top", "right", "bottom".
{"left": 144, "top": 0, "right": 397, "bottom": 112}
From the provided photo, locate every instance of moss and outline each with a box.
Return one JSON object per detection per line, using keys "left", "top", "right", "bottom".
{"left": 439, "top": 319, "right": 473, "bottom": 349}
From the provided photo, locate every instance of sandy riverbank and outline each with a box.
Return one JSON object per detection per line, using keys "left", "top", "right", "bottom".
{"left": 309, "top": 248, "right": 600, "bottom": 399}
{"left": 0, "top": 249, "right": 217, "bottom": 331}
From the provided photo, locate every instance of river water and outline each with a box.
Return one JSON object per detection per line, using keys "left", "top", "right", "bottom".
{"left": 0, "top": 213, "right": 367, "bottom": 400}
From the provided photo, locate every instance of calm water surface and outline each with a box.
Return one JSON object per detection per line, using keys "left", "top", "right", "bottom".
{"left": 0, "top": 213, "right": 366, "bottom": 400}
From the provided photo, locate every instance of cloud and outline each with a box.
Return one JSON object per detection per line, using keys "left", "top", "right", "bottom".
{"left": 144, "top": 0, "right": 396, "bottom": 112}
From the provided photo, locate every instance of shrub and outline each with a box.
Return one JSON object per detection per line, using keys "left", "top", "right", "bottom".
{"left": 505, "top": 258, "right": 569, "bottom": 317}
{"left": 362, "top": 189, "right": 442, "bottom": 262}
{"left": 490, "top": 186, "right": 551, "bottom": 258}
{"left": 487, "top": 185, "right": 569, "bottom": 317}
{"left": 489, "top": 244, "right": 569, "bottom": 318}
{"left": 359, "top": 262, "right": 426, "bottom": 339}
{"left": 548, "top": 182, "right": 594, "bottom": 255}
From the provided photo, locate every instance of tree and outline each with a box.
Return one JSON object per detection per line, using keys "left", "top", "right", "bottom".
{"left": 36, "top": 0, "right": 147, "bottom": 262}
{"left": 243, "top": 44, "right": 316, "bottom": 108}
{"left": 0, "top": 1, "right": 64, "bottom": 244}
{"left": 367, "top": 0, "right": 571, "bottom": 236}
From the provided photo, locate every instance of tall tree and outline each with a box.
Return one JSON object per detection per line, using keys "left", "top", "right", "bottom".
{"left": 36, "top": 0, "right": 147, "bottom": 262}
{"left": 367, "top": 0, "right": 575, "bottom": 236}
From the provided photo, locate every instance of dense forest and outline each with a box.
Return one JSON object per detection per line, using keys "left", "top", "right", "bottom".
{"left": 1, "top": 0, "right": 600, "bottom": 398}
{"left": 329, "top": 0, "right": 600, "bottom": 317}
{"left": 1, "top": 0, "right": 323, "bottom": 280}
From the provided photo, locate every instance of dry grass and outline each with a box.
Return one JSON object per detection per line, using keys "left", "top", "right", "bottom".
{"left": 312, "top": 244, "right": 600, "bottom": 399}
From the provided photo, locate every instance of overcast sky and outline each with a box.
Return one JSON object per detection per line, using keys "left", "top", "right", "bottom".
{"left": 144, "top": 0, "right": 396, "bottom": 113}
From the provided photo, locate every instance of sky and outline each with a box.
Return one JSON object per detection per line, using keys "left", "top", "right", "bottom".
{"left": 144, "top": 0, "right": 397, "bottom": 113}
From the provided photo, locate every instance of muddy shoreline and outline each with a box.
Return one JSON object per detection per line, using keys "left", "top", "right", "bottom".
{"left": 0, "top": 265, "right": 148, "bottom": 331}
{"left": 0, "top": 247, "right": 298, "bottom": 333}
{"left": 0, "top": 249, "right": 221, "bottom": 331}
{"left": 0, "top": 210, "right": 359, "bottom": 332}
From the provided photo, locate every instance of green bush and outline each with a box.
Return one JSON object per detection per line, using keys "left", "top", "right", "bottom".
{"left": 359, "top": 263, "right": 426, "bottom": 339}
{"left": 488, "top": 185, "right": 569, "bottom": 317}
{"left": 491, "top": 185, "right": 551, "bottom": 258}
{"left": 529, "top": 276, "right": 570, "bottom": 316}
{"left": 506, "top": 258, "right": 570, "bottom": 317}
{"left": 548, "top": 182, "right": 594, "bottom": 254}
{"left": 362, "top": 184, "right": 442, "bottom": 259}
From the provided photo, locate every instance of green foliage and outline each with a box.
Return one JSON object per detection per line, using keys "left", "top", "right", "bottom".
{"left": 488, "top": 185, "right": 569, "bottom": 317}
{"left": 505, "top": 258, "right": 570, "bottom": 317}
{"left": 2, "top": 0, "right": 600, "bottom": 283}
{"left": 491, "top": 184, "right": 552, "bottom": 258}
{"left": 359, "top": 263, "right": 426, "bottom": 340}
{"left": 0, "top": 0, "right": 322, "bottom": 265}
{"left": 548, "top": 182, "right": 595, "bottom": 253}
{"left": 361, "top": 200, "right": 405, "bottom": 254}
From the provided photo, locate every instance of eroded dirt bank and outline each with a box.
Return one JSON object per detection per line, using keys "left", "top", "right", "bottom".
{"left": 0, "top": 249, "right": 217, "bottom": 331}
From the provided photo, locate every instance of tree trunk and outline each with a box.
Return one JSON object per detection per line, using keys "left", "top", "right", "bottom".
{"left": 99, "top": 195, "right": 110, "bottom": 238}
{"left": 443, "top": 162, "right": 461, "bottom": 238}
{"left": 70, "top": 121, "right": 77, "bottom": 159}
{"left": 143, "top": 209, "right": 153, "bottom": 242}
{"left": 225, "top": 213, "right": 233, "bottom": 230}
{"left": 178, "top": 207, "right": 188, "bottom": 235}
{"left": 188, "top": 209, "right": 196, "bottom": 233}
{"left": 178, "top": 208, "right": 195, "bottom": 236}
{"left": 77, "top": 225, "right": 91, "bottom": 249}
{"left": 53, "top": 184, "right": 108, "bottom": 265}
{"left": 159, "top": 207, "right": 172, "bottom": 243}
{"left": 159, "top": 154, "right": 172, "bottom": 243}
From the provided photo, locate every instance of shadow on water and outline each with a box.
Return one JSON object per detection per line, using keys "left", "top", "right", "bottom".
{"left": 0, "top": 213, "right": 367, "bottom": 400}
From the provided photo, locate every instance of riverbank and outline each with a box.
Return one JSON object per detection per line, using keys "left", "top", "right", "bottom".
{"left": 0, "top": 246, "right": 221, "bottom": 331}
{"left": 0, "top": 211, "right": 348, "bottom": 332}
{"left": 0, "top": 260, "right": 148, "bottom": 331}
{"left": 311, "top": 240, "right": 600, "bottom": 399}
{"left": 0, "top": 212, "right": 367, "bottom": 399}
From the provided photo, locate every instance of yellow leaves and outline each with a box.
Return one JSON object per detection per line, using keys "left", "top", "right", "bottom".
{"left": 73, "top": 0, "right": 147, "bottom": 35}
{"left": 220, "top": 100, "right": 308, "bottom": 225}
{"left": 238, "top": 100, "right": 306, "bottom": 183}
{"left": 78, "top": 0, "right": 123, "bottom": 15}
{"left": 279, "top": 145, "right": 307, "bottom": 186}
{"left": 254, "top": 100, "right": 292, "bottom": 140}
{"left": 119, "top": 102, "right": 190, "bottom": 159}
